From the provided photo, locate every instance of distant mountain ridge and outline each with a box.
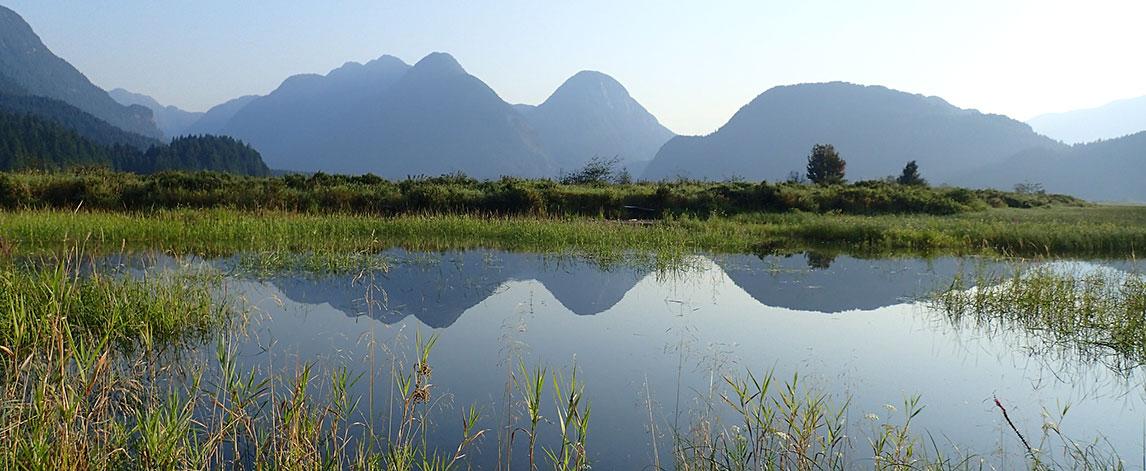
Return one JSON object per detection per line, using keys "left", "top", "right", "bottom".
{"left": 1028, "top": 96, "right": 1146, "bottom": 144}
{"left": 200, "top": 55, "right": 672, "bottom": 178}
{"left": 643, "top": 82, "right": 1065, "bottom": 183}
{"left": 212, "top": 53, "right": 557, "bottom": 177}
{"left": 963, "top": 131, "right": 1146, "bottom": 202}
{"left": 185, "top": 95, "right": 259, "bottom": 136}
{"left": 109, "top": 88, "right": 204, "bottom": 140}
{"left": 516, "top": 70, "right": 674, "bottom": 175}
{"left": 0, "top": 5, "right": 162, "bottom": 139}
{"left": 0, "top": 93, "right": 158, "bottom": 150}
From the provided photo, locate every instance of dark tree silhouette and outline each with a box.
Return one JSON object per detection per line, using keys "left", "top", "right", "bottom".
{"left": 0, "top": 110, "right": 269, "bottom": 175}
{"left": 560, "top": 155, "right": 627, "bottom": 185}
{"left": 805, "top": 144, "right": 846, "bottom": 185}
{"left": 896, "top": 160, "right": 927, "bottom": 186}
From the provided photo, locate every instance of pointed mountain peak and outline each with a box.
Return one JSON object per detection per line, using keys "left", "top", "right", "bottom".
{"left": 410, "top": 52, "right": 466, "bottom": 75}
{"left": 548, "top": 70, "right": 629, "bottom": 101}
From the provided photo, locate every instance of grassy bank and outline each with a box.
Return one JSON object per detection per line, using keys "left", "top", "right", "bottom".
{"left": 1, "top": 205, "right": 1144, "bottom": 263}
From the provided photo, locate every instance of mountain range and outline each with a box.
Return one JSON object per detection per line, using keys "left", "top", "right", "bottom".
{"left": 1028, "top": 96, "right": 1146, "bottom": 145}
{"left": 2, "top": 3, "right": 1146, "bottom": 200}
{"left": 963, "top": 131, "right": 1146, "bottom": 201}
{"left": 199, "top": 53, "right": 673, "bottom": 178}
{"left": 638, "top": 82, "right": 1146, "bottom": 200}
{"left": 109, "top": 88, "right": 203, "bottom": 140}
{"left": 0, "top": 5, "right": 161, "bottom": 139}
{"left": 185, "top": 95, "right": 259, "bottom": 136}
{"left": 268, "top": 251, "right": 980, "bottom": 328}
{"left": 0, "top": 4, "right": 270, "bottom": 175}
{"left": 516, "top": 71, "right": 673, "bottom": 175}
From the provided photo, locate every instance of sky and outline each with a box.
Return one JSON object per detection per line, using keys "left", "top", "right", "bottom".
{"left": 6, "top": 0, "right": 1146, "bottom": 136}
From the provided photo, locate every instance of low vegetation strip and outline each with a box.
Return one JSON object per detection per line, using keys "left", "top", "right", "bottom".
{"left": 0, "top": 170, "right": 1083, "bottom": 217}
{"left": 931, "top": 264, "right": 1146, "bottom": 373}
{"left": 1, "top": 205, "right": 1144, "bottom": 261}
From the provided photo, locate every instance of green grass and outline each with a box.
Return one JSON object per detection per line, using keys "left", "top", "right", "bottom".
{"left": 931, "top": 262, "right": 1146, "bottom": 374}
{"left": 1, "top": 206, "right": 1144, "bottom": 268}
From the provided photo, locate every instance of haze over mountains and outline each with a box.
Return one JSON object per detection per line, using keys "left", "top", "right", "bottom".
{"left": 2, "top": 3, "right": 1146, "bottom": 200}
{"left": 516, "top": 71, "right": 673, "bottom": 175}
{"left": 642, "top": 83, "right": 1066, "bottom": 183}
{"left": 201, "top": 53, "right": 673, "bottom": 178}
{"left": 184, "top": 95, "right": 258, "bottom": 136}
{"left": 0, "top": 5, "right": 161, "bottom": 139}
{"left": 1028, "top": 96, "right": 1146, "bottom": 145}
{"left": 109, "top": 88, "right": 203, "bottom": 140}
{"left": 0, "top": 5, "right": 270, "bottom": 175}
{"left": 966, "top": 131, "right": 1146, "bottom": 201}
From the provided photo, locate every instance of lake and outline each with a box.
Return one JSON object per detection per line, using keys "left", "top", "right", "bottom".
{"left": 105, "top": 249, "right": 1143, "bottom": 469}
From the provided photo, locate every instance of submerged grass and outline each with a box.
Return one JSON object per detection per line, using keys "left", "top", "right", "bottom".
{"left": 931, "top": 263, "right": 1146, "bottom": 373}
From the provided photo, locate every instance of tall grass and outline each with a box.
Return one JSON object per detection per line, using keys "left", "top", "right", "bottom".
{"left": 3, "top": 206, "right": 1146, "bottom": 269}
{"left": 931, "top": 263, "right": 1146, "bottom": 374}
{"left": 0, "top": 253, "right": 229, "bottom": 468}
{"left": 673, "top": 370, "right": 1125, "bottom": 470}
{"left": 0, "top": 256, "right": 591, "bottom": 469}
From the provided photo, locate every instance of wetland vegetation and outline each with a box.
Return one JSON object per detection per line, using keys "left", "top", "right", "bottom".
{"left": 1, "top": 253, "right": 1137, "bottom": 469}
{"left": 2, "top": 170, "right": 1145, "bottom": 469}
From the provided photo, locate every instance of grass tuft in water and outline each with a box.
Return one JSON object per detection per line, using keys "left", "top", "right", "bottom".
{"left": 931, "top": 264, "right": 1146, "bottom": 372}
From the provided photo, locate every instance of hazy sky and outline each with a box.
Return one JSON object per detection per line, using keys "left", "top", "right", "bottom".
{"left": 7, "top": 0, "right": 1145, "bottom": 135}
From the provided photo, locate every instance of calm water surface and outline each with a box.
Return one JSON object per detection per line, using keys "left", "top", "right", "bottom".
{"left": 140, "top": 251, "right": 1146, "bottom": 468}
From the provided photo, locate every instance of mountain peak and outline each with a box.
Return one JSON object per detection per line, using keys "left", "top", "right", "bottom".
{"left": 644, "top": 81, "right": 1061, "bottom": 182}
{"left": 109, "top": 88, "right": 163, "bottom": 109}
{"left": 0, "top": 5, "right": 34, "bottom": 37}
{"left": 0, "top": 4, "right": 162, "bottom": 138}
{"left": 366, "top": 54, "right": 408, "bottom": 67}
{"left": 545, "top": 70, "right": 630, "bottom": 104}
{"left": 411, "top": 52, "right": 466, "bottom": 75}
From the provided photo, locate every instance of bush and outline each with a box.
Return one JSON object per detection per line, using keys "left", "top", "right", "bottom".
{"left": 0, "top": 174, "right": 30, "bottom": 209}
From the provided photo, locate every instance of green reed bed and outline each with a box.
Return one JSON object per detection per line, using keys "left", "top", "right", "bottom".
{"left": 3, "top": 206, "right": 1146, "bottom": 269}
{"left": 0, "top": 256, "right": 229, "bottom": 468}
{"left": 931, "top": 263, "right": 1146, "bottom": 373}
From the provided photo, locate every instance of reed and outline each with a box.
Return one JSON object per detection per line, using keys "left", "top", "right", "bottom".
{"left": 931, "top": 263, "right": 1146, "bottom": 374}
{"left": 3, "top": 206, "right": 1146, "bottom": 270}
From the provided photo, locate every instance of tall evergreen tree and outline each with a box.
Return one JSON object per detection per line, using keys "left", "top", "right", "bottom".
{"left": 805, "top": 144, "right": 846, "bottom": 185}
{"left": 896, "top": 160, "right": 927, "bottom": 186}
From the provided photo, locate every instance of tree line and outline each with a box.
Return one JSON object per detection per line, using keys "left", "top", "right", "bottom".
{"left": 0, "top": 109, "right": 269, "bottom": 175}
